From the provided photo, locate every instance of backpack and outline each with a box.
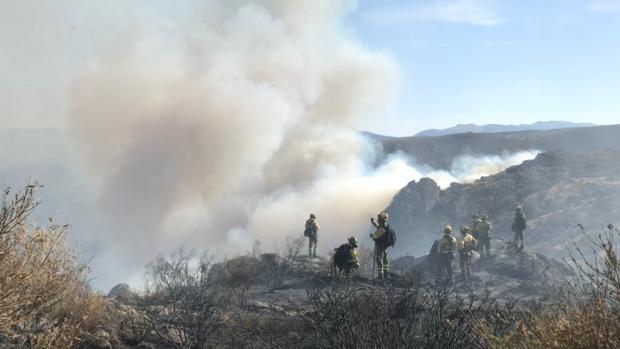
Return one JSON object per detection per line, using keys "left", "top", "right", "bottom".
{"left": 333, "top": 244, "right": 352, "bottom": 266}
{"left": 304, "top": 219, "right": 317, "bottom": 237}
{"left": 379, "top": 224, "right": 396, "bottom": 247}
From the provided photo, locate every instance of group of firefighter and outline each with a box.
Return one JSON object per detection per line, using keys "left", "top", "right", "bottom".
{"left": 303, "top": 205, "right": 527, "bottom": 283}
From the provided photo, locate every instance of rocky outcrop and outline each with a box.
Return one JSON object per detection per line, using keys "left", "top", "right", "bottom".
{"left": 107, "top": 284, "right": 137, "bottom": 304}
{"left": 393, "top": 242, "right": 575, "bottom": 300}
{"left": 386, "top": 150, "right": 620, "bottom": 259}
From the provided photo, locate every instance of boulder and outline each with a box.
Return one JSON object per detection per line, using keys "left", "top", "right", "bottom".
{"left": 107, "top": 284, "right": 137, "bottom": 304}
{"left": 390, "top": 256, "right": 416, "bottom": 274}
{"left": 208, "top": 256, "right": 261, "bottom": 286}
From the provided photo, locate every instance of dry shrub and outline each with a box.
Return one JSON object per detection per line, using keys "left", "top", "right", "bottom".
{"left": 143, "top": 247, "right": 242, "bottom": 349}
{"left": 478, "top": 225, "right": 620, "bottom": 349}
{"left": 28, "top": 286, "right": 110, "bottom": 348}
{"left": 0, "top": 183, "right": 106, "bottom": 348}
{"left": 251, "top": 237, "right": 305, "bottom": 291}
{"left": 219, "top": 277, "right": 509, "bottom": 348}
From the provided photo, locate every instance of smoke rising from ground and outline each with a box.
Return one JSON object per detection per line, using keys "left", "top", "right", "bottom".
{"left": 69, "top": 0, "right": 537, "bottom": 288}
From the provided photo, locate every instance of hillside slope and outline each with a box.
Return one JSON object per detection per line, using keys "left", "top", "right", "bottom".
{"left": 375, "top": 124, "right": 620, "bottom": 170}
{"left": 385, "top": 150, "right": 620, "bottom": 259}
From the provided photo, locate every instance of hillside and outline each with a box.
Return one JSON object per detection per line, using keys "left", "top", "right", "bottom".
{"left": 375, "top": 124, "right": 620, "bottom": 170}
{"left": 385, "top": 150, "right": 620, "bottom": 259}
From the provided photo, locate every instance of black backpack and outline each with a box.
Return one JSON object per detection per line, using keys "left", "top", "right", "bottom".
{"left": 386, "top": 224, "right": 396, "bottom": 247}
{"left": 333, "top": 244, "right": 352, "bottom": 266}
{"left": 380, "top": 224, "right": 396, "bottom": 248}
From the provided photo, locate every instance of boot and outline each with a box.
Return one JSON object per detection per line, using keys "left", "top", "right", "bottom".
{"left": 376, "top": 271, "right": 384, "bottom": 281}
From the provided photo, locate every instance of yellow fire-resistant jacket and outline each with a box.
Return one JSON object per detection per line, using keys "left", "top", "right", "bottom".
{"left": 458, "top": 234, "right": 478, "bottom": 252}
{"left": 305, "top": 218, "right": 320, "bottom": 232}
{"left": 370, "top": 226, "right": 387, "bottom": 240}
{"left": 437, "top": 235, "right": 457, "bottom": 254}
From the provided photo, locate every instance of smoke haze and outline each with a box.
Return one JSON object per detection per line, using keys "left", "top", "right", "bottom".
{"left": 63, "top": 0, "right": 544, "bottom": 289}
{"left": 1, "top": 0, "right": 540, "bottom": 290}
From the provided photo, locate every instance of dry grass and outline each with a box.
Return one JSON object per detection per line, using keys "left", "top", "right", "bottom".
{"left": 478, "top": 225, "right": 620, "bottom": 349}
{"left": 0, "top": 183, "right": 109, "bottom": 348}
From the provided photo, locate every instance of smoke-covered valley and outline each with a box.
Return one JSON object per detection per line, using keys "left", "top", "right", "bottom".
{"left": 0, "top": 126, "right": 537, "bottom": 290}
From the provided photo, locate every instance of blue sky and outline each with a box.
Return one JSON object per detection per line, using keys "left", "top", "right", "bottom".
{"left": 350, "top": 0, "right": 620, "bottom": 135}
{"left": 1, "top": 0, "right": 619, "bottom": 136}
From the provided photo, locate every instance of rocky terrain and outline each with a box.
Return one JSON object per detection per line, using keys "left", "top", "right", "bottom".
{"left": 83, "top": 246, "right": 572, "bottom": 349}
{"left": 384, "top": 150, "right": 620, "bottom": 260}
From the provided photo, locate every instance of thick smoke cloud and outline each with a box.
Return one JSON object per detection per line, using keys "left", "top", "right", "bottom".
{"left": 72, "top": 0, "right": 394, "bottom": 259}
{"left": 69, "top": 0, "right": 537, "bottom": 288}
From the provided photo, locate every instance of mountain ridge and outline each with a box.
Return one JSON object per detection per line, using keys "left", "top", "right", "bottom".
{"left": 414, "top": 121, "right": 596, "bottom": 137}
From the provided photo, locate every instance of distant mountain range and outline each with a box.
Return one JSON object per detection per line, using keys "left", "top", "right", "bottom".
{"left": 414, "top": 121, "right": 595, "bottom": 137}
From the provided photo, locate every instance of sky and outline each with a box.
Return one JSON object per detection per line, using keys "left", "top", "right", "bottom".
{"left": 1, "top": 0, "right": 620, "bottom": 136}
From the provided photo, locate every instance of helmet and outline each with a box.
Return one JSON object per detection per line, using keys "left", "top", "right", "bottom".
{"left": 310, "top": 213, "right": 316, "bottom": 219}
{"left": 460, "top": 226, "right": 470, "bottom": 234}
{"left": 348, "top": 236, "right": 359, "bottom": 248}
{"left": 515, "top": 205, "right": 523, "bottom": 213}
{"left": 481, "top": 214, "right": 488, "bottom": 220}
{"left": 444, "top": 225, "right": 453, "bottom": 234}
{"left": 378, "top": 212, "right": 389, "bottom": 221}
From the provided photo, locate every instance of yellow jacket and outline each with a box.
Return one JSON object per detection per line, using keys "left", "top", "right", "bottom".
{"left": 437, "top": 235, "right": 457, "bottom": 254}
{"left": 370, "top": 226, "right": 387, "bottom": 240}
{"left": 458, "top": 234, "right": 477, "bottom": 252}
{"left": 305, "top": 218, "right": 320, "bottom": 232}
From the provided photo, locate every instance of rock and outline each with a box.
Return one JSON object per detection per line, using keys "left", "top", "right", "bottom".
{"left": 287, "top": 255, "right": 330, "bottom": 276}
{"left": 107, "top": 284, "right": 137, "bottom": 304}
{"left": 384, "top": 150, "right": 620, "bottom": 261}
{"left": 408, "top": 241, "right": 574, "bottom": 299}
{"left": 208, "top": 256, "right": 261, "bottom": 286}
{"left": 390, "top": 256, "right": 416, "bottom": 274}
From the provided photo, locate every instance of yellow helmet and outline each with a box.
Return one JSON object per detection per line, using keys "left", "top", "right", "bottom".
{"left": 378, "top": 212, "right": 389, "bottom": 221}
{"left": 444, "top": 225, "right": 453, "bottom": 234}
{"left": 460, "top": 226, "right": 470, "bottom": 234}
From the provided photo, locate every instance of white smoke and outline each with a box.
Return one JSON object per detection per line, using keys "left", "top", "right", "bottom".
{"left": 67, "top": 0, "right": 538, "bottom": 289}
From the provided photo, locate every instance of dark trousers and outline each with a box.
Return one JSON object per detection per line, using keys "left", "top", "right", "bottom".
{"left": 479, "top": 237, "right": 491, "bottom": 257}
{"left": 514, "top": 230, "right": 524, "bottom": 248}
{"left": 308, "top": 234, "right": 317, "bottom": 257}
{"left": 459, "top": 251, "right": 472, "bottom": 279}
{"left": 437, "top": 253, "right": 454, "bottom": 282}
{"left": 375, "top": 245, "right": 389, "bottom": 277}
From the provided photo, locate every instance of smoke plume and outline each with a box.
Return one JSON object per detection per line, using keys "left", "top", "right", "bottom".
{"left": 69, "top": 0, "right": 537, "bottom": 288}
